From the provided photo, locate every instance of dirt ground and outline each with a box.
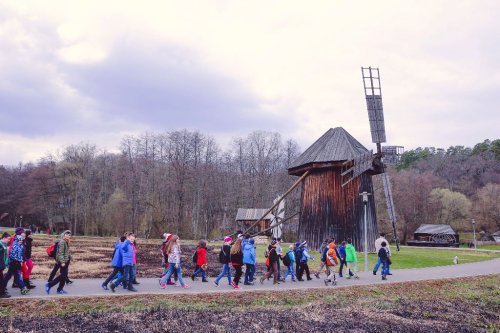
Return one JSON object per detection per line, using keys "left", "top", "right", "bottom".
{"left": 3, "top": 276, "right": 499, "bottom": 333}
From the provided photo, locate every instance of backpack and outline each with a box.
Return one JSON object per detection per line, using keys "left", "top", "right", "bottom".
{"left": 46, "top": 241, "right": 60, "bottom": 258}
{"left": 294, "top": 247, "right": 303, "bottom": 263}
{"left": 219, "top": 245, "right": 227, "bottom": 264}
{"left": 282, "top": 251, "right": 291, "bottom": 267}
{"left": 192, "top": 247, "right": 198, "bottom": 263}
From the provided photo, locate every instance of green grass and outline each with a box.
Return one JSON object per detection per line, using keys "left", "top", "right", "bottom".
{"left": 251, "top": 243, "right": 500, "bottom": 272}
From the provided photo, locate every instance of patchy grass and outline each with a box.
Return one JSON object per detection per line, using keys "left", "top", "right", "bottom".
{"left": 1, "top": 275, "right": 499, "bottom": 332}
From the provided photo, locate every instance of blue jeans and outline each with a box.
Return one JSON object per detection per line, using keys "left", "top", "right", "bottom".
{"left": 283, "top": 264, "right": 295, "bottom": 281}
{"left": 3, "top": 261, "right": 25, "bottom": 289}
{"left": 244, "top": 264, "right": 255, "bottom": 283}
{"left": 381, "top": 260, "right": 390, "bottom": 276}
{"left": 113, "top": 265, "right": 134, "bottom": 290}
{"left": 215, "top": 263, "right": 231, "bottom": 285}
{"left": 374, "top": 257, "right": 391, "bottom": 273}
{"left": 160, "top": 263, "right": 186, "bottom": 287}
{"left": 193, "top": 265, "right": 206, "bottom": 279}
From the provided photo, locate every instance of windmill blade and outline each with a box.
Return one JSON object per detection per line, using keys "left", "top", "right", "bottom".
{"left": 341, "top": 150, "right": 373, "bottom": 187}
{"left": 381, "top": 168, "right": 400, "bottom": 251}
{"left": 362, "top": 67, "right": 386, "bottom": 153}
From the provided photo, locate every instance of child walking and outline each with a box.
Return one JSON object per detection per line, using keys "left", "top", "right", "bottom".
{"left": 101, "top": 236, "right": 125, "bottom": 290}
{"left": 159, "top": 235, "right": 189, "bottom": 289}
{"left": 191, "top": 240, "right": 208, "bottom": 282}
{"left": 0, "top": 232, "right": 10, "bottom": 298}
{"left": 345, "top": 238, "right": 359, "bottom": 279}
{"left": 230, "top": 238, "right": 243, "bottom": 289}
{"left": 378, "top": 241, "right": 390, "bottom": 280}
{"left": 282, "top": 244, "right": 296, "bottom": 282}
{"left": 297, "top": 241, "right": 313, "bottom": 281}
{"left": 214, "top": 236, "right": 232, "bottom": 287}
{"left": 324, "top": 242, "right": 339, "bottom": 286}
{"left": 243, "top": 237, "right": 256, "bottom": 285}
{"left": 260, "top": 239, "right": 279, "bottom": 285}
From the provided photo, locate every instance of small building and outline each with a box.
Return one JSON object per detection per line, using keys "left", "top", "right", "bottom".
{"left": 493, "top": 231, "right": 500, "bottom": 243}
{"left": 235, "top": 208, "right": 273, "bottom": 234}
{"left": 407, "top": 224, "right": 459, "bottom": 247}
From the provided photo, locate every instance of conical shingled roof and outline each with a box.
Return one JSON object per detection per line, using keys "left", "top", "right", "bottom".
{"left": 288, "top": 127, "right": 369, "bottom": 172}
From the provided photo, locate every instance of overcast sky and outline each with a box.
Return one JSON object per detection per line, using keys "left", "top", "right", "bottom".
{"left": 1, "top": 1, "right": 499, "bottom": 165}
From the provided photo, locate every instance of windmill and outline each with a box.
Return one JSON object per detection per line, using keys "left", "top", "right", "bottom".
{"left": 341, "top": 67, "right": 402, "bottom": 250}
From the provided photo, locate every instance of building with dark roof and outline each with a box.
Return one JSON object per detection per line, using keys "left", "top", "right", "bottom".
{"left": 235, "top": 208, "right": 273, "bottom": 234}
{"left": 288, "top": 127, "right": 379, "bottom": 251}
{"left": 407, "top": 224, "right": 459, "bottom": 247}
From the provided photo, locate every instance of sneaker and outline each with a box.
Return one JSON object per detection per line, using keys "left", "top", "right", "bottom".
{"left": 354, "top": 276, "right": 360, "bottom": 280}
{"left": 382, "top": 275, "right": 387, "bottom": 280}
{"left": 110, "top": 283, "right": 116, "bottom": 292}
{"left": 101, "top": 284, "right": 108, "bottom": 291}
{"left": 231, "top": 281, "right": 237, "bottom": 288}
{"left": 233, "top": 283, "right": 240, "bottom": 289}
{"left": 181, "top": 284, "right": 189, "bottom": 289}
{"left": 128, "top": 287, "right": 138, "bottom": 292}
{"left": 307, "top": 277, "right": 313, "bottom": 281}
{"left": 132, "top": 280, "right": 140, "bottom": 285}
{"left": 259, "top": 277, "right": 265, "bottom": 285}
{"left": 175, "top": 282, "right": 181, "bottom": 287}
{"left": 387, "top": 273, "right": 393, "bottom": 275}
{"left": 66, "top": 280, "right": 73, "bottom": 285}
{"left": 244, "top": 282, "right": 251, "bottom": 285}
{"left": 202, "top": 278, "right": 208, "bottom": 283}
{"left": 314, "top": 272, "right": 320, "bottom": 279}
{"left": 160, "top": 283, "right": 167, "bottom": 289}
{"left": 20, "top": 288, "right": 30, "bottom": 295}
{"left": 0, "top": 293, "right": 11, "bottom": 299}
{"left": 45, "top": 283, "right": 51, "bottom": 294}
{"left": 345, "top": 276, "right": 352, "bottom": 280}
{"left": 167, "top": 281, "right": 176, "bottom": 285}
{"left": 373, "top": 271, "right": 377, "bottom": 275}
{"left": 248, "top": 281, "right": 254, "bottom": 285}
{"left": 213, "top": 281, "right": 219, "bottom": 287}
{"left": 324, "top": 279, "right": 330, "bottom": 286}
{"left": 56, "top": 290, "right": 68, "bottom": 294}
{"left": 273, "top": 281, "right": 280, "bottom": 285}
{"left": 191, "top": 275, "right": 195, "bottom": 281}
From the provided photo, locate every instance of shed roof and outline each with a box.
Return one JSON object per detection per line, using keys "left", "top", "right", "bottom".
{"left": 414, "top": 224, "right": 457, "bottom": 235}
{"left": 492, "top": 231, "right": 500, "bottom": 236}
{"left": 288, "top": 127, "right": 369, "bottom": 170}
{"left": 235, "top": 208, "right": 273, "bottom": 221}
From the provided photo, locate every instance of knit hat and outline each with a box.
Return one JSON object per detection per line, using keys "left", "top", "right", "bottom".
{"left": 270, "top": 239, "right": 277, "bottom": 246}
{"left": 15, "top": 227, "right": 24, "bottom": 235}
{"left": 294, "top": 242, "right": 301, "bottom": 247}
{"left": 163, "top": 233, "right": 173, "bottom": 242}
{"left": 224, "top": 236, "right": 233, "bottom": 243}
{"left": 237, "top": 234, "right": 243, "bottom": 239}
{"left": 61, "top": 230, "right": 71, "bottom": 238}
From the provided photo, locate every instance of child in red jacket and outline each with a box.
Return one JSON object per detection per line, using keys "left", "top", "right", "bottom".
{"left": 191, "top": 240, "right": 208, "bottom": 282}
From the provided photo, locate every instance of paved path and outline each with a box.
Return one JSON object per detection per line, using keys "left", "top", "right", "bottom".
{"left": 7, "top": 258, "right": 500, "bottom": 299}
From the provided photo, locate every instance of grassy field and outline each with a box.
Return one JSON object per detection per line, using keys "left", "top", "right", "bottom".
{"left": 1, "top": 274, "right": 498, "bottom": 332}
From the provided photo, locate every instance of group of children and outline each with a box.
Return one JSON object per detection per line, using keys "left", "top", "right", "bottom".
{"left": 0, "top": 227, "right": 74, "bottom": 297}
{"left": 1, "top": 228, "right": 392, "bottom": 298}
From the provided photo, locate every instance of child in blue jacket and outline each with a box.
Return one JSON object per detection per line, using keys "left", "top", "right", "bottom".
{"left": 243, "top": 237, "right": 256, "bottom": 285}
{"left": 282, "top": 245, "right": 296, "bottom": 282}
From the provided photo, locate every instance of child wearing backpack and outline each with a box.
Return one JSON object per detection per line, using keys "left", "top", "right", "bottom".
{"left": 191, "top": 240, "right": 208, "bottom": 282}
{"left": 259, "top": 239, "right": 279, "bottom": 285}
{"left": 297, "top": 241, "right": 313, "bottom": 281}
{"left": 214, "top": 236, "right": 232, "bottom": 287}
{"left": 281, "top": 244, "right": 296, "bottom": 282}
{"left": 160, "top": 233, "right": 177, "bottom": 286}
{"left": 324, "top": 242, "right": 338, "bottom": 286}
{"left": 109, "top": 233, "right": 138, "bottom": 292}
{"left": 378, "top": 241, "right": 390, "bottom": 280}
{"left": 21, "top": 230, "right": 36, "bottom": 289}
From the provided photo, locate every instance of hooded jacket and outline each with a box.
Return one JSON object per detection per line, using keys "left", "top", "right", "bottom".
{"left": 242, "top": 240, "right": 256, "bottom": 265}
{"left": 121, "top": 239, "right": 134, "bottom": 266}
{"left": 326, "top": 243, "right": 339, "bottom": 266}
{"left": 9, "top": 235, "right": 25, "bottom": 262}
{"left": 196, "top": 246, "right": 207, "bottom": 266}
{"left": 111, "top": 241, "right": 124, "bottom": 267}
{"left": 345, "top": 243, "right": 357, "bottom": 263}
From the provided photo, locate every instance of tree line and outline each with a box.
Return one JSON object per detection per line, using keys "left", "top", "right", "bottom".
{"left": 0, "top": 132, "right": 498, "bottom": 243}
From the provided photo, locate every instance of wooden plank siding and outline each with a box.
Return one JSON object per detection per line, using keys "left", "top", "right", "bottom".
{"left": 298, "top": 169, "right": 378, "bottom": 252}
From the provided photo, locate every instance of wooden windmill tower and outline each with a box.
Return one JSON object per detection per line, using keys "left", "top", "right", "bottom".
{"left": 287, "top": 127, "right": 380, "bottom": 251}
{"left": 287, "top": 67, "right": 400, "bottom": 252}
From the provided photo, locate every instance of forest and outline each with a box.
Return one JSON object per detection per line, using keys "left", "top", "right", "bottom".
{"left": 0, "top": 130, "right": 498, "bottom": 243}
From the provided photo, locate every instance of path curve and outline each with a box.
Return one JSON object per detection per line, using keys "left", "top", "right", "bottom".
{"left": 7, "top": 258, "right": 500, "bottom": 299}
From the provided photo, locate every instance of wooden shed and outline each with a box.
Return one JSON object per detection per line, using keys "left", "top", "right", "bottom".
{"left": 407, "top": 224, "right": 459, "bottom": 247}
{"left": 235, "top": 208, "right": 273, "bottom": 234}
{"left": 288, "top": 127, "right": 379, "bottom": 251}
